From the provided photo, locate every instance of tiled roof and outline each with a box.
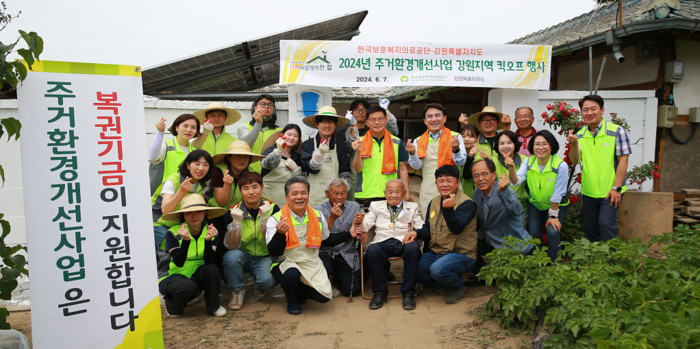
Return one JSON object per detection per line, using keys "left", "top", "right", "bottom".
{"left": 509, "top": 0, "right": 700, "bottom": 47}
{"left": 253, "top": 84, "right": 449, "bottom": 101}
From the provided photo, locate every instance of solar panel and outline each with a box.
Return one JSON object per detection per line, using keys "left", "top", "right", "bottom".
{"left": 143, "top": 10, "right": 367, "bottom": 95}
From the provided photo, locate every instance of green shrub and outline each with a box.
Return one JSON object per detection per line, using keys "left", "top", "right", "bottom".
{"left": 478, "top": 224, "right": 700, "bottom": 348}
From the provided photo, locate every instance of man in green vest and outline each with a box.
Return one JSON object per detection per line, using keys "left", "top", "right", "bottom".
{"left": 464, "top": 106, "right": 511, "bottom": 161}
{"left": 192, "top": 102, "right": 241, "bottom": 156}
{"left": 239, "top": 94, "right": 282, "bottom": 174}
{"left": 568, "top": 95, "right": 631, "bottom": 242}
{"left": 351, "top": 106, "right": 412, "bottom": 206}
{"left": 221, "top": 172, "right": 279, "bottom": 311}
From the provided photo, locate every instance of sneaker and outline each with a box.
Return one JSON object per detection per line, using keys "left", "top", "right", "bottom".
{"left": 212, "top": 306, "right": 227, "bottom": 317}
{"left": 331, "top": 286, "right": 341, "bottom": 298}
{"left": 445, "top": 285, "right": 465, "bottom": 304}
{"left": 287, "top": 302, "right": 302, "bottom": 315}
{"left": 228, "top": 290, "right": 245, "bottom": 311}
{"left": 165, "top": 309, "right": 181, "bottom": 318}
{"left": 254, "top": 288, "right": 269, "bottom": 299}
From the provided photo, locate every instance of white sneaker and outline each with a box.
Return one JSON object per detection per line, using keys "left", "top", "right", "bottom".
{"left": 165, "top": 309, "right": 181, "bottom": 318}
{"left": 254, "top": 288, "right": 269, "bottom": 299}
{"left": 228, "top": 290, "right": 245, "bottom": 310}
{"left": 212, "top": 306, "right": 227, "bottom": 317}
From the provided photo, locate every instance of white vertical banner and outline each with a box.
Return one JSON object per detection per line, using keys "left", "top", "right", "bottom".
{"left": 16, "top": 61, "right": 164, "bottom": 349}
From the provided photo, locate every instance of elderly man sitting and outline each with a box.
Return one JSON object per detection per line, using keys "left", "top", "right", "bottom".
{"left": 405, "top": 165, "right": 478, "bottom": 304}
{"left": 471, "top": 159, "right": 533, "bottom": 279}
{"left": 363, "top": 179, "right": 424, "bottom": 311}
{"left": 315, "top": 178, "right": 366, "bottom": 297}
{"left": 266, "top": 176, "right": 361, "bottom": 315}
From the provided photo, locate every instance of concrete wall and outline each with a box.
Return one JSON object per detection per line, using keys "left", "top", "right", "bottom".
{"left": 0, "top": 97, "right": 289, "bottom": 248}
{"left": 557, "top": 46, "right": 660, "bottom": 90}
{"left": 488, "top": 89, "right": 658, "bottom": 192}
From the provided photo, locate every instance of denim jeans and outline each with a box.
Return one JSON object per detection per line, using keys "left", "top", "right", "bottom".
{"left": 222, "top": 249, "right": 277, "bottom": 292}
{"left": 417, "top": 251, "right": 476, "bottom": 289}
{"left": 582, "top": 194, "right": 622, "bottom": 242}
{"left": 528, "top": 202, "right": 568, "bottom": 262}
{"left": 154, "top": 225, "right": 169, "bottom": 261}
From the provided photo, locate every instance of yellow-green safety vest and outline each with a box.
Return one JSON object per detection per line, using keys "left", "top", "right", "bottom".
{"left": 151, "top": 172, "right": 217, "bottom": 229}
{"left": 494, "top": 153, "right": 529, "bottom": 211}
{"left": 355, "top": 134, "right": 401, "bottom": 199}
{"left": 239, "top": 202, "right": 277, "bottom": 257}
{"left": 245, "top": 124, "right": 281, "bottom": 174}
{"left": 576, "top": 119, "right": 627, "bottom": 198}
{"left": 149, "top": 138, "right": 194, "bottom": 195}
{"left": 214, "top": 162, "right": 248, "bottom": 209}
{"left": 200, "top": 131, "right": 237, "bottom": 157}
{"left": 526, "top": 155, "right": 570, "bottom": 211}
{"left": 158, "top": 225, "right": 210, "bottom": 283}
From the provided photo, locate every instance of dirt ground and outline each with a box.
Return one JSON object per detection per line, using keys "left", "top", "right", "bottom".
{"left": 6, "top": 283, "right": 531, "bottom": 349}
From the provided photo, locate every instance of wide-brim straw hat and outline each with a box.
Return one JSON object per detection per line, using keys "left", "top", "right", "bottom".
{"left": 212, "top": 141, "right": 267, "bottom": 164}
{"left": 194, "top": 102, "right": 242, "bottom": 126}
{"left": 302, "top": 106, "right": 350, "bottom": 129}
{"left": 161, "top": 194, "right": 227, "bottom": 223}
{"left": 468, "top": 106, "right": 505, "bottom": 131}
{"left": 261, "top": 130, "right": 302, "bottom": 155}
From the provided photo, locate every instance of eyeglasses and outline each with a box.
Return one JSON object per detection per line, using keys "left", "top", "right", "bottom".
{"left": 533, "top": 142, "right": 550, "bottom": 148}
{"left": 367, "top": 117, "right": 386, "bottom": 123}
{"left": 481, "top": 118, "right": 497, "bottom": 123}
{"left": 257, "top": 103, "right": 274, "bottom": 108}
{"left": 352, "top": 108, "right": 367, "bottom": 113}
{"left": 472, "top": 171, "right": 493, "bottom": 179}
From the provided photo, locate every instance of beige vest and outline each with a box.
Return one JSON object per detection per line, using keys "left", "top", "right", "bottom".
{"left": 363, "top": 201, "right": 425, "bottom": 245}
{"left": 427, "top": 191, "right": 478, "bottom": 260}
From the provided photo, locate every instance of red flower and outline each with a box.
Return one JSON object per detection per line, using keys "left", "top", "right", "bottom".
{"left": 541, "top": 112, "right": 548, "bottom": 118}
{"left": 559, "top": 105, "right": 565, "bottom": 111}
{"left": 576, "top": 174, "right": 582, "bottom": 183}
{"left": 562, "top": 102, "right": 567, "bottom": 106}
{"left": 569, "top": 196, "right": 579, "bottom": 205}
{"left": 654, "top": 165, "right": 660, "bottom": 170}
{"left": 558, "top": 130, "right": 563, "bottom": 135}
{"left": 551, "top": 117, "right": 557, "bottom": 121}
{"left": 653, "top": 172, "right": 661, "bottom": 179}
{"left": 547, "top": 104, "right": 553, "bottom": 110}
{"left": 563, "top": 110, "right": 570, "bottom": 117}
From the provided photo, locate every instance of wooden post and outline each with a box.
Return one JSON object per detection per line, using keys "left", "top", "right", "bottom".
{"left": 654, "top": 128, "right": 666, "bottom": 192}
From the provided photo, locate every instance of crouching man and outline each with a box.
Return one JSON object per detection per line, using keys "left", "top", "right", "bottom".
{"left": 405, "top": 165, "right": 478, "bottom": 304}
{"left": 266, "top": 176, "right": 362, "bottom": 315}
{"left": 363, "top": 179, "right": 424, "bottom": 311}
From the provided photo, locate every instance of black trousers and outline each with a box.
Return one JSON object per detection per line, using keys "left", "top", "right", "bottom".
{"left": 319, "top": 253, "right": 362, "bottom": 297}
{"left": 160, "top": 263, "right": 222, "bottom": 315}
{"left": 366, "top": 239, "right": 421, "bottom": 295}
{"left": 472, "top": 239, "right": 495, "bottom": 275}
{"left": 582, "top": 194, "right": 622, "bottom": 242}
{"left": 271, "top": 265, "right": 330, "bottom": 304}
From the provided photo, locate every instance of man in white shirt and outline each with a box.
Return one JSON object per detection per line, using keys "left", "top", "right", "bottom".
{"left": 363, "top": 179, "right": 424, "bottom": 311}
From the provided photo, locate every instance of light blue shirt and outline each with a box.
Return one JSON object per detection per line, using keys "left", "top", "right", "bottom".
{"left": 512, "top": 157, "right": 569, "bottom": 205}
{"left": 407, "top": 129, "right": 467, "bottom": 169}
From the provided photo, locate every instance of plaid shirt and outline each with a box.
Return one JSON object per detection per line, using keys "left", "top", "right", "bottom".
{"left": 591, "top": 122, "right": 632, "bottom": 156}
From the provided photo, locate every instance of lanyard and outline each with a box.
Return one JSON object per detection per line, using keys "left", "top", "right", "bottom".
{"left": 387, "top": 203, "right": 403, "bottom": 229}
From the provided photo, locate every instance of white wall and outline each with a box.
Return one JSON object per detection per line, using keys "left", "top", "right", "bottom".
{"left": 557, "top": 46, "right": 660, "bottom": 91}
{"left": 488, "top": 89, "right": 658, "bottom": 192}
{"left": 0, "top": 97, "right": 289, "bottom": 248}
{"left": 673, "top": 40, "right": 700, "bottom": 115}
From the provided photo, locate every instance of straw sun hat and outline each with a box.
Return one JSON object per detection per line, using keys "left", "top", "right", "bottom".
{"left": 468, "top": 106, "right": 505, "bottom": 131}
{"left": 261, "top": 130, "right": 302, "bottom": 155}
{"left": 212, "top": 141, "right": 267, "bottom": 164}
{"left": 161, "top": 194, "right": 227, "bottom": 223}
{"left": 302, "top": 106, "right": 350, "bottom": 129}
{"left": 193, "top": 102, "right": 242, "bottom": 126}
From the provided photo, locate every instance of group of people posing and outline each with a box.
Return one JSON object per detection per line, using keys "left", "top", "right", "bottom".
{"left": 149, "top": 93, "right": 630, "bottom": 316}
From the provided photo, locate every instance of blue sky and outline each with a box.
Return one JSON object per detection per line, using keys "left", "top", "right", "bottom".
{"left": 7, "top": 0, "right": 597, "bottom": 68}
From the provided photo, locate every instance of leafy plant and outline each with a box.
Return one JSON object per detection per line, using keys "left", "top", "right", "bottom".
{"left": 479, "top": 224, "right": 700, "bottom": 348}
{"left": 627, "top": 161, "right": 660, "bottom": 187}
{"left": 0, "top": 2, "right": 42, "bottom": 330}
